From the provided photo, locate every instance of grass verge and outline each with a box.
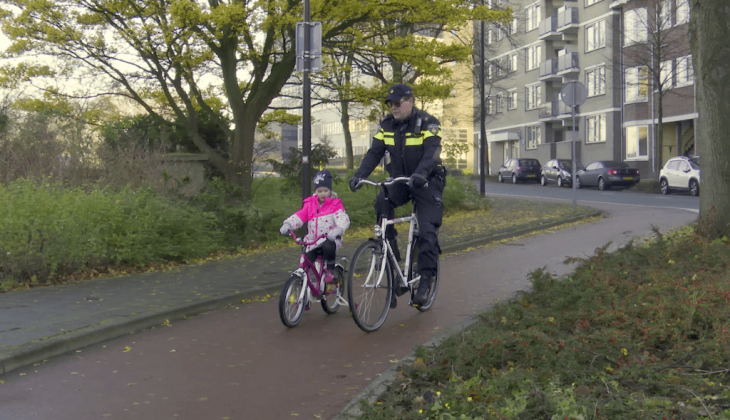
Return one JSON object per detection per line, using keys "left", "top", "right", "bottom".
{"left": 353, "top": 225, "right": 730, "bottom": 420}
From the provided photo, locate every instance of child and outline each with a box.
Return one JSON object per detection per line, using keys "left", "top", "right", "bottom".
{"left": 279, "top": 170, "right": 350, "bottom": 284}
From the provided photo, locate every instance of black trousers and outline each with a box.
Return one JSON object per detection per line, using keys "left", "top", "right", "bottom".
{"left": 306, "top": 239, "right": 337, "bottom": 269}
{"left": 374, "top": 178, "right": 443, "bottom": 277}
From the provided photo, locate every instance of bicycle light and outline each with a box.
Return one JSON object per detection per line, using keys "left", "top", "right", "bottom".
{"left": 373, "top": 225, "right": 382, "bottom": 237}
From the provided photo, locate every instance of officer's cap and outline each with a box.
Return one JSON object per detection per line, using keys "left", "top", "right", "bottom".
{"left": 385, "top": 84, "right": 413, "bottom": 105}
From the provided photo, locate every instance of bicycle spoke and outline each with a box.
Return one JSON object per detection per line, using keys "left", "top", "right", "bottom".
{"left": 348, "top": 241, "right": 391, "bottom": 332}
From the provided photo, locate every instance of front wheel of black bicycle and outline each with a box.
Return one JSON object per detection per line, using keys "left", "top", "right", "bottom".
{"left": 347, "top": 240, "right": 392, "bottom": 332}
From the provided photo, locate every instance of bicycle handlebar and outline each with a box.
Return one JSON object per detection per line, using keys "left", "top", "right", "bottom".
{"left": 355, "top": 176, "right": 413, "bottom": 189}
{"left": 287, "top": 231, "right": 329, "bottom": 246}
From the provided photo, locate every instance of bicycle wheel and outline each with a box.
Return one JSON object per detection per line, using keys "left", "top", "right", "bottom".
{"left": 321, "top": 266, "right": 344, "bottom": 314}
{"left": 347, "top": 240, "right": 392, "bottom": 332}
{"left": 279, "top": 275, "right": 306, "bottom": 328}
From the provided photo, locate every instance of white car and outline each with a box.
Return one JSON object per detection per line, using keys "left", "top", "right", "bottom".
{"left": 659, "top": 156, "right": 700, "bottom": 196}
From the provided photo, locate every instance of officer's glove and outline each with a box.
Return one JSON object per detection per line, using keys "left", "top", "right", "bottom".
{"left": 408, "top": 173, "right": 428, "bottom": 189}
{"left": 279, "top": 223, "right": 291, "bottom": 236}
{"left": 327, "top": 227, "right": 343, "bottom": 242}
{"left": 349, "top": 177, "right": 361, "bottom": 192}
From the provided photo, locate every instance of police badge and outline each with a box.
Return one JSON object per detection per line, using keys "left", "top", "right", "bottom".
{"left": 427, "top": 124, "right": 440, "bottom": 135}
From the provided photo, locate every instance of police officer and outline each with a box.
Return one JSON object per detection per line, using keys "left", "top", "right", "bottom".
{"left": 349, "top": 84, "right": 445, "bottom": 308}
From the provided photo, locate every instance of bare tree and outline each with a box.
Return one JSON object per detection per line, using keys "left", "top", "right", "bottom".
{"left": 621, "top": 0, "right": 695, "bottom": 174}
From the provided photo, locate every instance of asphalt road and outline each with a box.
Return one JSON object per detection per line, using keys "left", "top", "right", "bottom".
{"left": 476, "top": 179, "right": 700, "bottom": 212}
{"left": 0, "top": 201, "right": 698, "bottom": 420}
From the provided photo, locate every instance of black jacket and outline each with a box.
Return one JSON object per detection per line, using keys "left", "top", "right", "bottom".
{"left": 355, "top": 108, "right": 442, "bottom": 180}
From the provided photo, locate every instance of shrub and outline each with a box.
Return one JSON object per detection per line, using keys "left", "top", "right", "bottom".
{"left": 0, "top": 179, "right": 221, "bottom": 284}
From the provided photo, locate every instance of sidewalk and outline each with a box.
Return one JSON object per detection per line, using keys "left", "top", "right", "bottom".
{"left": 0, "top": 204, "right": 599, "bottom": 376}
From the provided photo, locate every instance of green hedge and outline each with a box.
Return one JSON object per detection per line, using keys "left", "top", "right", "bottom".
{"left": 0, "top": 180, "right": 221, "bottom": 284}
{"left": 0, "top": 175, "right": 490, "bottom": 287}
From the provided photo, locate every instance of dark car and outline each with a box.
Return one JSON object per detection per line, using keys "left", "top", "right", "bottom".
{"left": 540, "top": 159, "right": 584, "bottom": 187}
{"left": 575, "top": 160, "right": 640, "bottom": 190}
{"left": 497, "top": 158, "right": 542, "bottom": 184}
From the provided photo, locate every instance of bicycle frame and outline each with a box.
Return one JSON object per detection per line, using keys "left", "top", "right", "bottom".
{"left": 288, "top": 232, "right": 348, "bottom": 307}
{"left": 357, "top": 177, "right": 421, "bottom": 292}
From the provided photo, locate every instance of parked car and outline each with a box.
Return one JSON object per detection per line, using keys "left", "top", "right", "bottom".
{"left": 540, "top": 159, "right": 584, "bottom": 187}
{"left": 575, "top": 161, "right": 640, "bottom": 190}
{"left": 497, "top": 158, "right": 542, "bottom": 184}
{"left": 659, "top": 156, "right": 700, "bottom": 196}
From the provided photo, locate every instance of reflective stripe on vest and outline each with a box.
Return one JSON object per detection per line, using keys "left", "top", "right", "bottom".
{"left": 378, "top": 127, "right": 437, "bottom": 146}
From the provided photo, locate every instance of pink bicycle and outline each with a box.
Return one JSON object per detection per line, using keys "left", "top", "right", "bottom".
{"left": 278, "top": 232, "right": 347, "bottom": 328}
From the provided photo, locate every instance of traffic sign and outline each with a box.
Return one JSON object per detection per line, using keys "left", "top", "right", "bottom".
{"left": 560, "top": 81, "right": 587, "bottom": 107}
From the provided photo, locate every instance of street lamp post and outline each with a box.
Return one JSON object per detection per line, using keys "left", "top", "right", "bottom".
{"left": 301, "top": 0, "right": 311, "bottom": 200}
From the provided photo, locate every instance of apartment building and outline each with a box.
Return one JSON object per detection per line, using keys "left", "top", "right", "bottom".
{"left": 475, "top": 0, "right": 696, "bottom": 177}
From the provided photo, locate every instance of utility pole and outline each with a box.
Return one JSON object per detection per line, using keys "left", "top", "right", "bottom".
{"left": 479, "top": 8, "right": 487, "bottom": 195}
{"left": 301, "top": 0, "right": 311, "bottom": 200}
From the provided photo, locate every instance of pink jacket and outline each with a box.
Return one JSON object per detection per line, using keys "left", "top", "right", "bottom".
{"left": 283, "top": 195, "right": 351, "bottom": 252}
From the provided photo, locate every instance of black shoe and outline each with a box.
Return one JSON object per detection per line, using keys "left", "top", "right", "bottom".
{"left": 413, "top": 275, "right": 432, "bottom": 305}
{"left": 390, "top": 293, "right": 398, "bottom": 309}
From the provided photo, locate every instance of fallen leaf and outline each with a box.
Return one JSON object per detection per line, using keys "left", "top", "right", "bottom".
{"left": 123, "top": 346, "right": 133, "bottom": 352}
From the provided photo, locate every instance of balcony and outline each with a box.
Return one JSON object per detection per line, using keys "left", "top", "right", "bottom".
{"left": 557, "top": 53, "right": 579, "bottom": 75}
{"left": 540, "top": 101, "right": 574, "bottom": 122}
{"left": 539, "top": 59, "right": 561, "bottom": 81}
{"left": 539, "top": 102, "right": 558, "bottom": 121}
{"left": 557, "top": 7, "right": 579, "bottom": 32}
{"left": 539, "top": 16, "right": 561, "bottom": 40}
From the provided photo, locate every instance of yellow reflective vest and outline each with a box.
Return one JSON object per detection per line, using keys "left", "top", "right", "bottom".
{"left": 355, "top": 108, "right": 443, "bottom": 180}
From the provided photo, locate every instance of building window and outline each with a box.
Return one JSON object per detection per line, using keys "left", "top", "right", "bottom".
{"left": 498, "top": 25, "right": 504, "bottom": 40}
{"left": 525, "top": 44, "right": 541, "bottom": 71}
{"left": 526, "top": 4, "right": 541, "bottom": 32}
{"left": 508, "top": 90, "right": 517, "bottom": 110}
{"left": 624, "top": 8, "right": 648, "bottom": 46}
{"left": 676, "top": 0, "right": 690, "bottom": 25}
{"left": 487, "top": 29, "right": 493, "bottom": 45}
{"left": 585, "top": 20, "right": 606, "bottom": 52}
{"left": 585, "top": 0, "right": 603, "bottom": 6}
{"left": 659, "top": 60, "right": 673, "bottom": 89}
{"left": 526, "top": 125, "right": 541, "bottom": 150}
{"left": 625, "top": 66, "right": 649, "bottom": 102}
{"left": 676, "top": 55, "right": 694, "bottom": 85}
{"left": 509, "top": 18, "right": 518, "bottom": 35}
{"left": 496, "top": 93, "right": 503, "bottom": 113}
{"left": 487, "top": 62, "right": 493, "bottom": 79}
{"left": 586, "top": 114, "right": 606, "bottom": 143}
{"left": 657, "top": 0, "right": 671, "bottom": 31}
{"left": 586, "top": 66, "right": 606, "bottom": 96}
{"left": 496, "top": 57, "right": 504, "bottom": 77}
{"left": 626, "top": 126, "right": 648, "bottom": 159}
{"left": 486, "top": 97, "right": 494, "bottom": 115}
{"left": 509, "top": 53, "right": 518, "bottom": 72}
{"left": 525, "top": 83, "right": 541, "bottom": 110}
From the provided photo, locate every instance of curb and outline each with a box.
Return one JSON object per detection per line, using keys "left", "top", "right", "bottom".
{"left": 330, "top": 209, "right": 601, "bottom": 420}
{"left": 331, "top": 315, "right": 482, "bottom": 420}
{"left": 0, "top": 282, "right": 282, "bottom": 376}
{"left": 0, "top": 209, "right": 600, "bottom": 378}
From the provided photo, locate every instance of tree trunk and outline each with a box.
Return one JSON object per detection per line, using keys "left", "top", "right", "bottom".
{"left": 689, "top": 0, "right": 730, "bottom": 239}
{"left": 340, "top": 100, "right": 354, "bottom": 169}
